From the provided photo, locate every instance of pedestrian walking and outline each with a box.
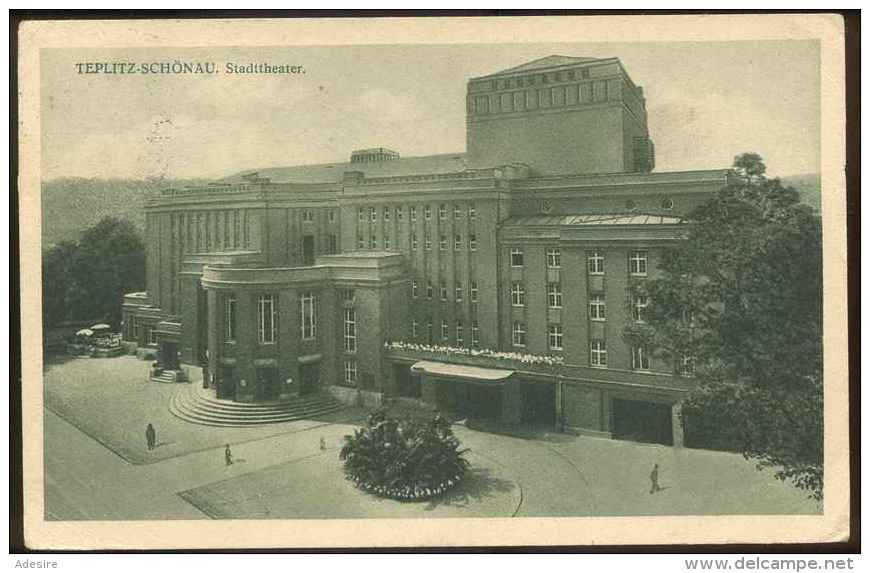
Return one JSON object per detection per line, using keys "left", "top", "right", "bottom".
{"left": 225, "top": 444, "right": 234, "bottom": 466}
{"left": 649, "top": 463, "right": 662, "bottom": 494}
{"left": 319, "top": 436, "right": 326, "bottom": 451}
{"left": 145, "top": 423, "right": 156, "bottom": 451}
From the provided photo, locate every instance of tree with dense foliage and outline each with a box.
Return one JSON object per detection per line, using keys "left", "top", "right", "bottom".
{"left": 42, "top": 216, "right": 146, "bottom": 328}
{"left": 624, "top": 153, "right": 823, "bottom": 499}
{"left": 340, "top": 410, "right": 470, "bottom": 501}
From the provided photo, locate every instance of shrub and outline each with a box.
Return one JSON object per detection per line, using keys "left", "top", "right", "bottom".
{"left": 339, "top": 410, "right": 470, "bottom": 501}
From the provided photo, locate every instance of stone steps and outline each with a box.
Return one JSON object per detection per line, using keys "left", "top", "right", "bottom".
{"left": 169, "top": 386, "right": 345, "bottom": 427}
{"left": 152, "top": 372, "right": 180, "bottom": 384}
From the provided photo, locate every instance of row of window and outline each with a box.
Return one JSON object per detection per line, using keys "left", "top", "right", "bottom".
{"left": 509, "top": 247, "right": 648, "bottom": 276}
{"left": 471, "top": 78, "right": 612, "bottom": 115}
{"left": 413, "top": 280, "right": 479, "bottom": 302}
{"left": 301, "top": 209, "right": 337, "bottom": 223}
{"left": 357, "top": 232, "right": 478, "bottom": 252}
{"left": 359, "top": 203, "right": 476, "bottom": 224}
{"left": 411, "top": 319, "right": 482, "bottom": 348}
{"left": 223, "top": 294, "right": 318, "bottom": 345}
{"left": 509, "top": 284, "right": 648, "bottom": 321}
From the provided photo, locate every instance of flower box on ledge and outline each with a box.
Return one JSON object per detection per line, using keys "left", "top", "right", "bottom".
{"left": 384, "top": 341, "right": 564, "bottom": 376}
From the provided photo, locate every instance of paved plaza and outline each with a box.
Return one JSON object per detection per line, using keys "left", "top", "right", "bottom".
{"left": 43, "top": 355, "right": 820, "bottom": 522}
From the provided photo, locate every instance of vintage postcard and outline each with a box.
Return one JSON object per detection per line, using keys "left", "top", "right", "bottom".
{"left": 17, "top": 14, "right": 849, "bottom": 549}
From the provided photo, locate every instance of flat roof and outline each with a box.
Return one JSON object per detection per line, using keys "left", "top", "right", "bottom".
{"left": 504, "top": 213, "right": 684, "bottom": 228}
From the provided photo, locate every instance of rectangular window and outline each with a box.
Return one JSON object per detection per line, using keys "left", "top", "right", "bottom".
{"left": 343, "top": 307, "right": 357, "bottom": 353}
{"left": 328, "top": 209, "right": 335, "bottom": 222}
{"left": 424, "top": 233, "right": 432, "bottom": 250}
{"left": 439, "top": 235, "right": 447, "bottom": 251}
{"left": 438, "top": 204, "right": 447, "bottom": 220}
{"left": 131, "top": 315, "right": 140, "bottom": 339}
{"left": 412, "top": 280, "right": 419, "bottom": 298}
{"left": 233, "top": 211, "right": 240, "bottom": 248}
{"left": 629, "top": 250, "right": 648, "bottom": 276}
{"left": 469, "top": 234, "right": 477, "bottom": 251}
{"left": 344, "top": 360, "right": 358, "bottom": 386}
{"left": 426, "top": 282, "right": 433, "bottom": 299}
{"left": 412, "top": 319, "right": 419, "bottom": 338}
{"left": 383, "top": 207, "right": 390, "bottom": 221}
{"left": 590, "top": 340, "right": 607, "bottom": 367}
{"left": 411, "top": 233, "right": 419, "bottom": 250}
{"left": 395, "top": 207, "right": 403, "bottom": 220}
{"left": 340, "top": 289, "right": 355, "bottom": 303}
{"left": 441, "top": 320, "right": 449, "bottom": 341}
{"left": 680, "top": 355, "right": 695, "bottom": 377}
{"left": 301, "top": 292, "right": 317, "bottom": 340}
{"left": 302, "top": 210, "right": 313, "bottom": 222}
{"left": 224, "top": 296, "right": 237, "bottom": 342}
{"left": 328, "top": 234, "right": 338, "bottom": 254}
{"left": 357, "top": 235, "right": 365, "bottom": 249}
{"left": 512, "top": 321, "right": 527, "bottom": 347}
{"left": 632, "top": 294, "right": 649, "bottom": 322}
{"left": 546, "top": 247, "right": 561, "bottom": 268}
{"left": 589, "top": 293, "right": 606, "bottom": 321}
{"left": 469, "top": 203, "right": 476, "bottom": 219}
{"left": 511, "top": 282, "right": 526, "bottom": 306}
{"left": 424, "top": 205, "right": 432, "bottom": 220}
{"left": 384, "top": 234, "right": 391, "bottom": 250}
{"left": 147, "top": 326, "right": 158, "bottom": 346}
{"left": 410, "top": 206, "right": 417, "bottom": 221}
{"left": 358, "top": 208, "right": 364, "bottom": 222}
{"left": 369, "top": 207, "right": 377, "bottom": 222}
{"left": 588, "top": 251, "right": 605, "bottom": 274}
{"left": 455, "top": 282, "right": 463, "bottom": 302}
{"left": 548, "top": 324, "right": 563, "bottom": 351}
{"left": 257, "top": 294, "right": 277, "bottom": 345}
{"left": 632, "top": 346, "right": 651, "bottom": 371}
{"left": 440, "top": 281, "right": 448, "bottom": 301}
{"left": 454, "top": 234, "right": 462, "bottom": 251}
{"left": 470, "top": 281, "right": 478, "bottom": 302}
{"left": 471, "top": 321, "right": 480, "bottom": 348}
{"left": 547, "top": 283, "right": 563, "bottom": 308}
{"left": 510, "top": 248, "right": 524, "bottom": 267}
{"left": 369, "top": 235, "right": 377, "bottom": 249}
{"left": 426, "top": 321, "right": 433, "bottom": 344}
{"left": 453, "top": 204, "right": 462, "bottom": 219}
{"left": 456, "top": 321, "right": 464, "bottom": 346}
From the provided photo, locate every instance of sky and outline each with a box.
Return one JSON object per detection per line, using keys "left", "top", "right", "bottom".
{"left": 41, "top": 41, "right": 820, "bottom": 180}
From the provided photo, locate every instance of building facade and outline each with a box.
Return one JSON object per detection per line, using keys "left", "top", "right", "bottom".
{"left": 123, "top": 55, "right": 732, "bottom": 446}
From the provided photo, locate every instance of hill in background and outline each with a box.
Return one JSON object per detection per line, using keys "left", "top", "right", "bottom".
{"left": 41, "top": 177, "right": 208, "bottom": 249}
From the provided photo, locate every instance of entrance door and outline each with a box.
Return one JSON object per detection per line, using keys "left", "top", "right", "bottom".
{"left": 218, "top": 365, "right": 236, "bottom": 400}
{"left": 161, "top": 342, "right": 180, "bottom": 370}
{"left": 436, "top": 381, "right": 501, "bottom": 421}
{"left": 521, "top": 382, "right": 556, "bottom": 426}
{"left": 256, "top": 367, "right": 280, "bottom": 401}
{"left": 611, "top": 398, "right": 674, "bottom": 445}
{"left": 299, "top": 363, "right": 320, "bottom": 396}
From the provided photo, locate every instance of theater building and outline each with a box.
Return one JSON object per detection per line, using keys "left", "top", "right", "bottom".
{"left": 123, "top": 55, "right": 732, "bottom": 445}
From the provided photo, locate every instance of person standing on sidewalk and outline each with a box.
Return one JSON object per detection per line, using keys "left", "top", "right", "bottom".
{"left": 145, "top": 423, "right": 156, "bottom": 451}
{"left": 649, "top": 463, "right": 662, "bottom": 494}
{"left": 225, "top": 444, "right": 234, "bottom": 466}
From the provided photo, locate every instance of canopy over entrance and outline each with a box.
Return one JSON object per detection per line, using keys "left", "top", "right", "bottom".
{"left": 410, "top": 360, "right": 514, "bottom": 384}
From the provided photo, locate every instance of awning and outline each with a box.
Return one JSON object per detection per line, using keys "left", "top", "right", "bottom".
{"left": 410, "top": 360, "right": 514, "bottom": 383}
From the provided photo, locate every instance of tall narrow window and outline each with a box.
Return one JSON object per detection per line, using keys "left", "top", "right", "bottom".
{"left": 471, "top": 321, "right": 480, "bottom": 348}
{"left": 441, "top": 320, "right": 449, "bottom": 341}
{"left": 470, "top": 281, "right": 479, "bottom": 302}
{"left": 439, "top": 281, "right": 448, "bottom": 301}
{"left": 588, "top": 251, "right": 605, "bottom": 275}
{"left": 426, "top": 321, "right": 433, "bottom": 344}
{"left": 547, "top": 283, "right": 563, "bottom": 308}
{"left": 412, "top": 319, "right": 419, "bottom": 338}
{"left": 410, "top": 206, "right": 417, "bottom": 221}
{"left": 424, "top": 233, "right": 432, "bottom": 250}
{"left": 456, "top": 321, "right": 464, "bottom": 346}
{"left": 257, "top": 294, "right": 276, "bottom": 345}
{"left": 548, "top": 324, "right": 563, "bottom": 350}
{"left": 453, "top": 204, "right": 462, "bottom": 219}
{"left": 454, "top": 234, "right": 463, "bottom": 251}
{"left": 395, "top": 206, "right": 403, "bottom": 220}
{"left": 343, "top": 307, "right": 356, "bottom": 353}
{"left": 512, "top": 321, "right": 527, "bottom": 347}
{"left": 412, "top": 280, "right": 419, "bottom": 298}
{"left": 629, "top": 250, "right": 648, "bottom": 276}
{"left": 358, "top": 208, "right": 364, "bottom": 222}
{"left": 632, "top": 346, "right": 651, "bottom": 371}
{"left": 589, "top": 293, "right": 606, "bottom": 321}
{"left": 344, "top": 360, "right": 357, "bottom": 386}
{"left": 369, "top": 235, "right": 377, "bottom": 249}
{"left": 383, "top": 234, "right": 391, "bottom": 250}
{"left": 424, "top": 205, "right": 432, "bottom": 221}
{"left": 510, "top": 247, "right": 524, "bottom": 267}
{"left": 455, "top": 282, "right": 463, "bottom": 302}
{"left": 383, "top": 207, "right": 390, "bottom": 221}
{"left": 357, "top": 235, "right": 364, "bottom": 249}
{"left": 426, "top": 282, "right": 433, "bottom": 299}
{"left": 469, "top": 234, "right": 477, "bottom": 251}
{"left": 632, "top": 294, "right": 649, "bottom": 322}
{"left": 469, "top": 203, "right": 476, "bottom": 219}
{"left": 438, "top": 204, "right": 447, "bottom": 220}
{"left": 680, "top": 355, "right": 695, "bottom": 377}
{"left": 590, "top": 340, "right": 607, "bottom": 367}
{"left": 511, "top": 282, "right": 526, "bottom": 307}
{"left": 301, "top": 292, "right": 317, "bottom": 340}
{"left": 546, "top": 247, "right": 561, "bottom": 268}
{"left": 369, "top": 207, "right": 377, "bottom": 222}
{"left": 411, "top": 233, "right": 419, "bottom": 250}
{"left": 224, "top": 296, "right": 236, "bottom": 342}
{"left": 439, "top": 235, "right": 447, "bottom": 251}
{"left": 233, "top": 210, "right": 240, "bottom": 248}
{"left": 328, "top": 234, "right": 338, "bottom": 254}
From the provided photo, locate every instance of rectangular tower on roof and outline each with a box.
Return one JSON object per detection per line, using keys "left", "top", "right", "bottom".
{"left": 466, "top": 55, "right": 655, "bottom": 176}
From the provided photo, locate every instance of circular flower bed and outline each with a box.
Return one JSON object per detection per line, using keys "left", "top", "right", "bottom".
{"left": 340, "top": 410, "right": 470, "bottom": 502}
